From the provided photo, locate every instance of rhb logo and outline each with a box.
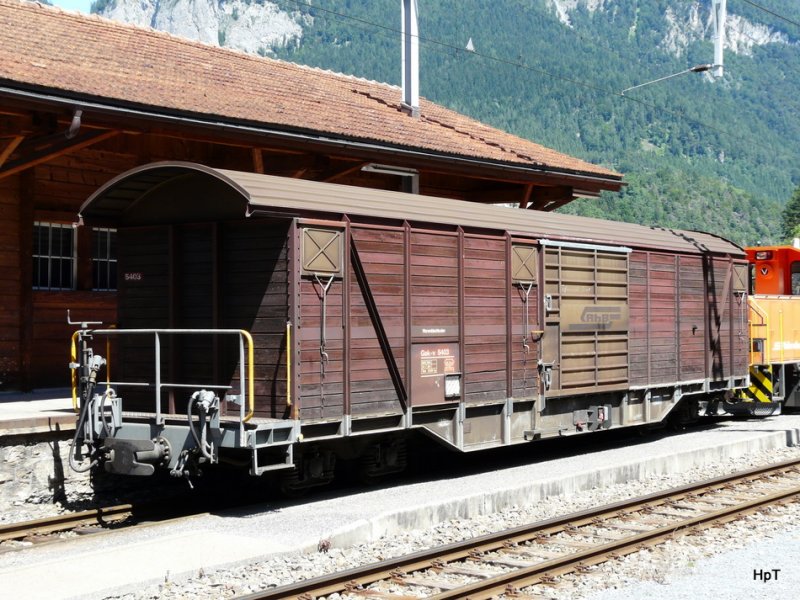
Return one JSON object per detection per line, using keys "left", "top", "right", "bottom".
{"left": 580, "top": 306, "right": 622, "bottom": 325}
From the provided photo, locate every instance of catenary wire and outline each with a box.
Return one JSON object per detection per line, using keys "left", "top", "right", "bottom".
{"left": 275, "top": 0, "right": 782, "bottom": 153}
{"left": 740, "top": 0, "right": 800, "bottom": 30}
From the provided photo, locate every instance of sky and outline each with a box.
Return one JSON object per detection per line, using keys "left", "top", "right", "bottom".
{"left": 50, "top": 0, "right": 93, "bottom": 13}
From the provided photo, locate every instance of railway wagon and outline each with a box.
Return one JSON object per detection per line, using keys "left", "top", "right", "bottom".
{"left": 70, "top": 162, "right": 749, "bottom": 490}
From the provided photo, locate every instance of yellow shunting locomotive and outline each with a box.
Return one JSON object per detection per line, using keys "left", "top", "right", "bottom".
{"left": 734, "top": 243, "right": 800, "bottom": 414}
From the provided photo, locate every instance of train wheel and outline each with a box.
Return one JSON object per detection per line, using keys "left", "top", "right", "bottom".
{"left": 357, "top": 438, "right": 407, "bottom": 484}
{"left": 277, "top": 449, "right": 336, "bottom": 497}
{"left": 277, "top": 468, "right": 307, "bottom": 498}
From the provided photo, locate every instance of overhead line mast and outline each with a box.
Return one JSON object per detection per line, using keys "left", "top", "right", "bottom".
{"left": 712, "top": 0, "right": 727, "bottom": 78}
{"left": 401, "top": 0, "right": 420, "bottom": 116}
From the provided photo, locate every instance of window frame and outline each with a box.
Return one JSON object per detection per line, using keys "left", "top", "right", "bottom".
{"left": 32, "top": 221, "right": 77, "bottom": 291}
{"left": 91, "top": 227, "right": 118, "bottom": 292}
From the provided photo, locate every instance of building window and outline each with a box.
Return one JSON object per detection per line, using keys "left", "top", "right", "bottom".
{"left": 791, "top": 262, "right": 800, "bottom": 295}
{"left": 33, "top": 222, "right": 76, "bottom": 290}
{"left": 92, "top": 228, "right": 117, "bottom": 291}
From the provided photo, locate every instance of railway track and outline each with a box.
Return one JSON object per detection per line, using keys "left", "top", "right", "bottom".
{"left": 244, "top": 458, "right": 800, "bottom": 600}
{"left": 0, "top": 504, "right": 135, "bottom": 544}
{"left": 0, "top": 490, "right": 205, "bottom": 547}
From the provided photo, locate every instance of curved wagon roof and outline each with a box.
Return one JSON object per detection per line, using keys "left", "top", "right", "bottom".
{"left": 81, "top": 162, "right": 742, "bottom": 257}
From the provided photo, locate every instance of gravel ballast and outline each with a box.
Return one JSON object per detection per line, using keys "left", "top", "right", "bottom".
{"left": 2, "top": 414, "right": 800, "bottom": 600}
{"left": 103, "top": 445, "right": 800, "bottom": 600}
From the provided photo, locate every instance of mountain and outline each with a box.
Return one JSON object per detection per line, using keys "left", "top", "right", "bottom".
{"left": 91, "top": 0, "right": 800, "bottom": 246}
{"left": 92, "top": 0, "right": 307, "bottom": 51}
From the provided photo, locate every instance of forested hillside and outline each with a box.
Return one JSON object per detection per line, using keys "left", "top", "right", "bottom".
{"left": 94, "top": 0, "right": 800, "bottom": 245}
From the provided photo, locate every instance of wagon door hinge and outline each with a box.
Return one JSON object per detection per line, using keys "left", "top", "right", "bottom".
{"left": 539, "top": 362, "right": 553, "bottom": 391}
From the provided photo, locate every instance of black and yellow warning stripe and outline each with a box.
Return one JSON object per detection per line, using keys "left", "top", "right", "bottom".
{"left": 737, "top": 365, "right": 773, "bottom": 403}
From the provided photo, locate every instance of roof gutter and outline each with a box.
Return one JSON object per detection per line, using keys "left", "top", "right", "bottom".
{"left": 0, "top": 84, "right": 623, "bottom": 189}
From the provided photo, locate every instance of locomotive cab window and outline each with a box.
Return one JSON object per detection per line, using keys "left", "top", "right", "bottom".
{"left": 792, "top": 262, "right": 800, "bottom": 295}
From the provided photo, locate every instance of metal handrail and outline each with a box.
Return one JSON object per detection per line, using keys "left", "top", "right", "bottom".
{"left": 748, "top": 297, "right": 770, "bottom": 364}
{"left": 70, "top": 331, "right": 79, "bottom": 414}
{"left": 286, "top": 321, "right": 292, "bottom": 410}
{"left": 71, "top": 328, "right": 255, "bottom": 424}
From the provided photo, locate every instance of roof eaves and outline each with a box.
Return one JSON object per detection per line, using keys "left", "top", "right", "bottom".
{"left": 0, "top": 82, "right": 623, "bottom": 188}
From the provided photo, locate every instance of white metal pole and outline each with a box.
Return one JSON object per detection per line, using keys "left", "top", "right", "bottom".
{"left": 712, "top": 0, "right": 726, "bottom": 78}
{"left": 401, "top": 0, "right": 420, "bottom": 115}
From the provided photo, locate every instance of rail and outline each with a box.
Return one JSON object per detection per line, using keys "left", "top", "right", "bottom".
{"left": 241, "top": 458, "right": 800, "bottom": 600}
{"left": 71, "top": 328, "right": 255, "bottom": 424}
{"left": 0, "top": 505, "right": 134, "bottom": 543}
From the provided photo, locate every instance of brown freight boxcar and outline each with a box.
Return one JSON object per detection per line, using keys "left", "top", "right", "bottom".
{"left": 70, "top": 162, "right": 749, "bottom": 490}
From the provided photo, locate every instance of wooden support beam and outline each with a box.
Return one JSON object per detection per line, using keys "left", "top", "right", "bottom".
{"left": 19, "top": 170, "right": 34, "bottom": 391}
{"left": 462, "top": 183, "right": 576, "bottom": 209}
{"left": 251, "top": 147, "right": 264, "bottom": 173}
{"left": 0, "top": 135, "right": 24, "bottom": 168}
{"left": 527, "top": 185, "right": 574, "bottom": 211}
{"left": 462, "top": 185, "right": 524, "bottom": 204}
{"left": 261, "top": 152, "right": 319, "bottom": 174}
{"left": 519, "top": 183, "right": 533, "bottom": 209}
{"left": 538, "top": 196, "right": 574, "bottom": 212}
{"left": 322, "top": 162, "right": 367, "bottom": 183}
{"left": 0, "top": 130, "right": 119, "bottom": 180}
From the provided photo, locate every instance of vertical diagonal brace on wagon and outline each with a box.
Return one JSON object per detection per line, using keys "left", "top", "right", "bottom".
{"left": 350, "top": 238, "right": 408, "bottom": 412}
{"left": 313, "top": 274, "right": 335, "bottom": 405}
{"left": 519, "top": 281, "right": 534, "bottom": 394}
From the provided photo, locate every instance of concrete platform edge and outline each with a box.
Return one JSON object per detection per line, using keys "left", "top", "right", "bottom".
{"left": 76, "top": 427, "right": 798, "bottom": 600}
{"left": 324, "top": 429, "right": 799, "bottom": 548}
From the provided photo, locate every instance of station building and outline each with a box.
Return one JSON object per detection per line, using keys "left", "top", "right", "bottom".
{"left": 0, "top": 0, "right": 622, "bottom": 390}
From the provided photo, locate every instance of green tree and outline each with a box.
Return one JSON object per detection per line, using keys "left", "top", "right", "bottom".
{"left": 782, "top": 186, "right": 800, "bottom": 240}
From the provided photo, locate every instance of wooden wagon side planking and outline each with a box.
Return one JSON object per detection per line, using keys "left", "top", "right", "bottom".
{"left": 74, "top": 162, "right": 749, "bottom": 484}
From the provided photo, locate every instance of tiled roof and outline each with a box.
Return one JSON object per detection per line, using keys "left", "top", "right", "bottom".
{"left": 0, "top": 0, "right": 621, "bottom": 180}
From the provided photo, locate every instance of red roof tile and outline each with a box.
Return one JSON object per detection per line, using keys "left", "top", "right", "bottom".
{"left": 0, "top": 0, "right": 621, "bottom": 180}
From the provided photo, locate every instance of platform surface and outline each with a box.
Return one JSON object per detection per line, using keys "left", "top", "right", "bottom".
{"left": 0, "top": 390, "right": 75, "bottom": 436}
{"left": 0, "top": 414, "right": 798, "bottom": 599}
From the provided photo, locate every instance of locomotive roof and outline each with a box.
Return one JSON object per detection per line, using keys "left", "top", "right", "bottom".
{"left": 81, "top": 162, "right": 743, "bottom": 257}
{"left": 0, "top": 0, "right": 620, "bottom": 188}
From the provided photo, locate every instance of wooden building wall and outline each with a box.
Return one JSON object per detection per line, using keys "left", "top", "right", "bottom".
{"left": 0, "top": 175, "right": 21, "bottom": 389}
{"left": 116, "top": 220, "right": 289, "bottom": 417}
